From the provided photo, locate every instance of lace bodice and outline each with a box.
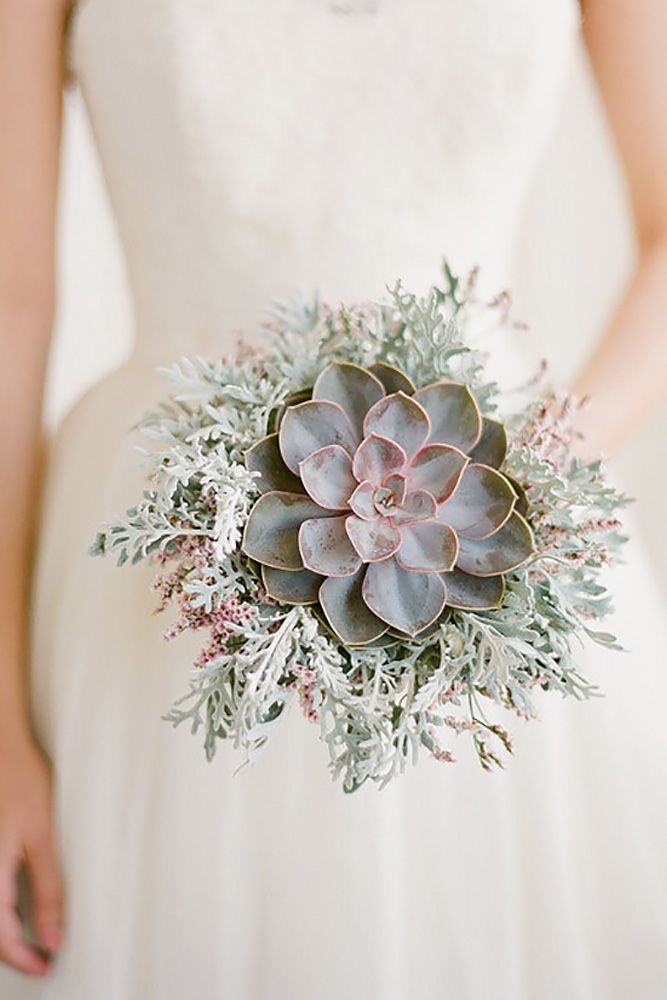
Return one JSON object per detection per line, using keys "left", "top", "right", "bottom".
{"left": 68, "top": 0, "right": 579, "bottom": 361}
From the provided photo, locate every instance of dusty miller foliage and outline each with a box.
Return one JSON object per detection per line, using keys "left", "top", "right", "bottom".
{"left": 90, "top": 264, "right": 631, "bottom": 792}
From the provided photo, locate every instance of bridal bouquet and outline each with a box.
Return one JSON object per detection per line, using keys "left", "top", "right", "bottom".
{"left": 91, "top": 265, "right": 629, "bottom": 791}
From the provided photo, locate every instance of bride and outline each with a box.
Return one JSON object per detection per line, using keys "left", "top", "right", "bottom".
{"left": 1, "top": 1, "right": 666, "bottom": 997}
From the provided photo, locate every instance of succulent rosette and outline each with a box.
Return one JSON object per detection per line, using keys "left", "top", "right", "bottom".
{"left": 243, "top": 361, "right": 535, "bottom": 645}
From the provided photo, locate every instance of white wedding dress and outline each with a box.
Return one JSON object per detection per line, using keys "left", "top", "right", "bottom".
{"left": 6, "top": 1, "right": 667, "bottom": 998}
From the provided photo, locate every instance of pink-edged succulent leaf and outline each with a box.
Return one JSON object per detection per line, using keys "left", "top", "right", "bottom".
{"left": 410, "top": 618, "right": 447, "bottom": 640}
{"left": 279, "top": 400, "right": 358, "bottom": 474}
{"left": 261, "top": 566, "right": 322, "bottom": 605}
{"left": 242, "top": 492, "right": 334, "bottom": 570}
{"left": 443, "top": 567, "right": 505, "bottom": 610}
{"left": 456, "top": 512, "right": 535, "bottom": 577}
{"left": 389, "top": 617, "right": 444, "bottom": 641}
{"left": 382, "top": 472, "right": 407, "bottom": 504}
{"left": 407, "top": 444, "right": 468, "bottom": 503}
{"left": 396, "top": 520, "right": 458, "bottom": 573}
{"left": 352, "top": 433, "right": 406, "bottom": 487}
{"left": 362, "top": 392, "right": 431, "bottom": 460}
{"left": 468, "top": 418, "right": 508, "bottom": 469}
{"left": 437, "top": 464, "right": 516, "bottom": 540}
{"left": 298, "top": 516, "right": 361, "bottom": 577}
{"left": 245, "top": 433, "right": 304, "bottom": 495}
{"left": 505, "top": 475, "right": 530, "bottom": 517}
{"left": 348, "top": 481, "right": 377, "bottom": 521}
{"left": 345, "top": 514, "right": 401, "bottom": 562}
{"left": 267, "top": 387, "right": 313, "bottom": 436}
{"left": 362, "top": 557, "right": 447, "bottom": 636}
{"left": 298, "top": 444, "right": 357, "bottom": 510}
{"left": 313, "top": 362, "right": 385, "bottom": 437}
{"left": 390, "top": 489, "right": 437, "bottom": 525}
{"left": 413, "top": 381, "right": 482, "bottom": 452}
{"left": 319, "top": 569, "right": 388, "bottom": 645}
{"left": 367, "top": 361, "right": 416, "bottom": 396}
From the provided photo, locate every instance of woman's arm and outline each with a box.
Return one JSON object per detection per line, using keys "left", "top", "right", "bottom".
{"left": 574, "top": 0, "right": 667, "bottom": 454}
{"left": 0, "top": 0, "right": 70, "bottom": 977}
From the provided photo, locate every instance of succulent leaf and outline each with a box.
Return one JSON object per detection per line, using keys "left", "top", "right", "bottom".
{"left": 299, "top": 516, "right": 362, "bottom": 577}
{"left": 381, "top": 472, "right": 407, "bottom": 506}
{"left": 407, "top": 444, "right": 468, "bottom": 503}
{"left": 390, "top": 489, "right": 437, "bottom": 524}
{"left": 363, "top": 392, "right": 431, "bottom": 460}
{"left": 368, "top": 361, "right": 416, "bottom": 396}
{"left": 505, "top": 475, "right": 530, "bottom": 517}
{"left": 413, "top": 381, "right": 482, "bottom": 452}
{"left": 262, "top": 566, "right": 323, "bottom": 605}
{"left": 437, "top": 464, "right": 516, "bottom": 540}
{"left": 389, "top": 618, "right": 445, "bottom": 641}
{"left": 267, "top": 387, "right": 313, "bottom": 435}
{"left": 319, "top": 569, "right": 388, "bottom": 645}
{"left": 362, "top": 557, "right": 447, "bottom": 636}
{"left": 313, "top": 362, "right": 385, "bottom": 437}
{"left": 456, "top": 512, "right": 535, "bottom": 577}
{"left": 352, "top": 433, "right": 406, "bottom": 487}
{"left": 242, "top": 492, "right": 333, "bottom": 570}
{"left": 443, "top": 567, "right": 505, "bottom": 610}
{"left": 279, "top": 401, "right": 358, "bottom": 474}
{"left": 298, "top": 444, "right": 357, "bottom": 510}
{"left": 348, "top": 481, "right": 377, "bottom": 521}
{"left": 396, "top": 520, "right": 458, "bottom": 572}
{"left": 246, "top": 434, "right": 305, "bottom": 495}
{"left": 345, "top": 514, "right": 402, "bottom": 562}
{"left": 468, "top": 417, "right": 507, "bottom": 468}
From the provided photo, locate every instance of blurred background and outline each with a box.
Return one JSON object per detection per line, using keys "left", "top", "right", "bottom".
{"left": 47, "top": 37, "right": 667, "bottom": 596}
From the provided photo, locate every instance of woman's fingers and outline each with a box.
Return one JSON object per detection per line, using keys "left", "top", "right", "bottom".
{"left": 24, "top": 826, "right": 64, "bottom": 954}
{"left": 0, "top": 838, "right": 49, "bottom": 976}
{"left": 0, "top": 741, "right": 63, "bottom": 976}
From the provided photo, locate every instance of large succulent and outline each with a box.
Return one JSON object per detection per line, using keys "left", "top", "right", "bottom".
{"left": 242, "top": 362, "right": 534, "bottom": 645}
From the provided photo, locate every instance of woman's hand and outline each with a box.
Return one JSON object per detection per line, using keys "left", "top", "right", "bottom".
{"left": 0, "top": 738, "right": 64, "bottom": 976}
